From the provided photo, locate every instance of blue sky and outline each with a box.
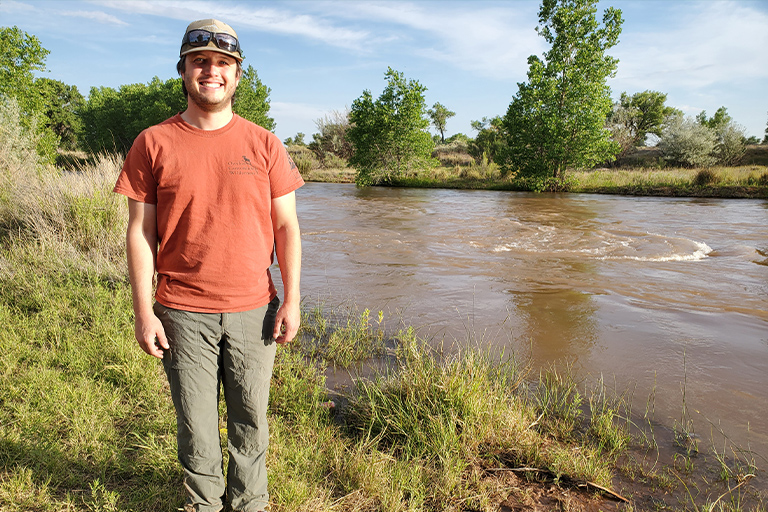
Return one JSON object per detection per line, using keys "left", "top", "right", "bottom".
{"left": 2, "top": 0, "right": 767, "bottom": 142}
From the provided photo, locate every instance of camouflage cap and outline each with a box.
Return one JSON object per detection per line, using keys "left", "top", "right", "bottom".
{"left": 180, "top": 19, "right": 243, "bottom": 62}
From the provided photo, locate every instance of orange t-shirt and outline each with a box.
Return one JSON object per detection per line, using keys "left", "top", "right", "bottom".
{"left": 114, "top": 114, "right": 304, "bottom": 313}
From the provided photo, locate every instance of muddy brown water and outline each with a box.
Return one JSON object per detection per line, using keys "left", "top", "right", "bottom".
{"left": 285, "top": 182, "right": 768, "bottom": 474}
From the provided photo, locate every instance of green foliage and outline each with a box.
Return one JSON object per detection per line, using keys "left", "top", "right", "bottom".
{"left": 295, "top": 303, "right": 385, "bottom": 368}
{"left": 658, "top": 114, "right": 718, "bottom": 168}
{"left": 79, "top": 77, "right": 186, "bottom": 153}
{"left": 0, "top": 26, "right": 49, "bottom": 117}
{"left": 233, "top": 64, "right": 275, "bottom": 131}
{"left": 469, "top": 116, "right": 506, "bottom": 164}
{"left": 697, "top": 106, "right": 732, "bottom": 132}
{"left": 501, "top": 0, "right": 622, "bottom": 185}
{"left": 427, "top": 102, "right": 456, "bottom": 143}
{"left": 607, "top": 90, "right": 680, "bottom": 159}
{"left": 35, "top": 78, "right": 85, "bottom": 150}
{"left": 348, "top": 67, "right": 436, "bottom": 185}
{"left": 0, "top": 26, "right": 59, "bottom": 164}
{"left": 284, "top": 132, "right": 306, "bottom": 146}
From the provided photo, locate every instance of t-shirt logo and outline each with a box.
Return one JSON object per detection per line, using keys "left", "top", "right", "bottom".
{"left": 227, "top": 156, "right": 258, "bottom": 175}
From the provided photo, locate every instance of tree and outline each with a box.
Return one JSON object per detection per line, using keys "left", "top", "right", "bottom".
{"left": 234, "top": 65, "right": 275, "bottom": 131}
{"left": 695, "top": 106, "right": 747, "bottom": 165}
{"left": 348, "top": 67, "right": 435, "bottom": 185}
{"left": 35, "top": 78, "right": 85, "bottom": 150}
{"left": 284, "top": 132, "right": 306, "bottom": 146}
{"left": 0, "top": 26, "right": 59, "bottom": 163}
{"left": 80, "top": 77, "right": 186, "bottom": 153}
{"left": 501, "top": 0, "right": 622, "bottom": 189}
{"left": 0, "top": 26, "right": 49, "bottom": 116}
{"left": 696, "top": 106, "right": 731, "bottom": 132}
{"left": 427, "top": 102, "right": 456, "bottom": 143}
{"left": 607, "top": 90, "right": 679, "bottom": 159}
{"left": 469, "top": 116, "right": 506, "bottom": 164}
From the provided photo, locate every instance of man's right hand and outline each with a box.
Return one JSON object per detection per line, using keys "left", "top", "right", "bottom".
{"left": 134, "top": 312, "right": 169, "bottom": 359}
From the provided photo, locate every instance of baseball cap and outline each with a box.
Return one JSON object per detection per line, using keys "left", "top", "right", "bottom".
{"left": 180, "top": 19, "right": 244, "bottom": 62}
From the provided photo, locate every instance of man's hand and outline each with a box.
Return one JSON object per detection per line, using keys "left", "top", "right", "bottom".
{"left": 273, "top": 301, "right": 300, "bottom": 344}
{"left": 134, "top": 311, "right": 169, "bottom": 358}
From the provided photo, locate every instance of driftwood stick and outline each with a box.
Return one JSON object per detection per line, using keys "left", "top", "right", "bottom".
{"left": 485, "top": 467, "right": 630, "bottom": 503}
{"left": 581, "top": 480, "right": 630, "bottom": 503}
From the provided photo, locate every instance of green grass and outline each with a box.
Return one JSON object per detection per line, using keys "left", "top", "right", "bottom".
{"left": 2, "top": 116, "right": 765, "bottom": 509}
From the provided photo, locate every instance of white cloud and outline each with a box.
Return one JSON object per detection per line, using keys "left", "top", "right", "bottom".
{"left": 317, "top": 1, "right": 545, "bottom": 81}
{"left": 611, "top": 1, "right": 768, "bottom": 91}
{"left": 61, "top": 10, "right": 129, "bottom": 25}
{"left": 94, "top": 0, "right": 369, "bottom": 49}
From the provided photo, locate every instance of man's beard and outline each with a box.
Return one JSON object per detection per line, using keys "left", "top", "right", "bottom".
{"left": 187, "top": 87, "right": 235, "bottom": 113}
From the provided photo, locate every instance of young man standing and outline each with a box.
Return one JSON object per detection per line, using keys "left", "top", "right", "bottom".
{"left": 113, "top": 19, "right": 303, "bottom": 512}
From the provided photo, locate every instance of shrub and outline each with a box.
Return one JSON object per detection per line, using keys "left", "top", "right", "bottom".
{"left": 693, "top": 168, "right": 718, "bottom": 187}
{"left": 287, "top": 145, "right": 320, "bottom": 175}
{"left": 0, "top": 99, "right": 126, "bottom": 276}
{"left": 715, "top": 122, "right": 747, "bottom": 166}
{"left": 658, "top": 115, "right": 717, "bottom": 167}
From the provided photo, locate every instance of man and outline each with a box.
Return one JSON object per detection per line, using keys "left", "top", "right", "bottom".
{"left": 113, "top": 19, "right": 303, "bottom": 512}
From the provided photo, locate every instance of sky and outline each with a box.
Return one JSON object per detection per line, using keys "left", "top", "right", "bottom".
{"left": 2, "top": 0, "right": 768, "bottom": 142}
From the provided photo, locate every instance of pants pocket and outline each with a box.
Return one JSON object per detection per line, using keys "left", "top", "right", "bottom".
{"left": 154, "top": 302, "right": 202, "bottom": 369}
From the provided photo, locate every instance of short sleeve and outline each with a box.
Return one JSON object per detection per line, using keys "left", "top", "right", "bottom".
{"left": 267, "top": 134, "right": 304, "bottom": 199}
{"left": 113, "top": 130, "right": 159, "bottom": 204}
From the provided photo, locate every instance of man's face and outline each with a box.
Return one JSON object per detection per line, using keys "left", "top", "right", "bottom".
{"left": 181, "top": 50, "right": 241, "bottom": 113}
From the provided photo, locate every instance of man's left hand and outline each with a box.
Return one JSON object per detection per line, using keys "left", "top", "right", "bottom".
{"left": 273, "top": 301, "right": 300, "bottom": 344}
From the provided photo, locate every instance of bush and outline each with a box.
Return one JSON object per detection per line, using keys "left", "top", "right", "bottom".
{"left": 433, "top": 140, "right": 474, "bottom": 167}
{"left": 658, "top": 115, "right": 717, "bottom": 167}
{"left": 1, "top": 98, "right": 126, "bottom": 277}
{"left": 715, "top": 122, "right": 747, "bottom": 166}
{"left": 287, "top": 145, "right": 320, "bottom": 175}
{"left": 693, "top": 168, "right": 718, "bottom": 187}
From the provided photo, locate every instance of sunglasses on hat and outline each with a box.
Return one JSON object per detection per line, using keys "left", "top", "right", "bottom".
{"left": 182, "top": 29, "right": 240, "bottom": 54}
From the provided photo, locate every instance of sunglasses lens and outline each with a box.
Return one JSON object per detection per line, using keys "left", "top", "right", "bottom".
{"left": 213, "top": 33, "right": 238, "bottom": 52}
{"left": 186, "top": 29, "right": 212, "bottom": 47}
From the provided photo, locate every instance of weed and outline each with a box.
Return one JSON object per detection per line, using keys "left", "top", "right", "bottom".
{"left": 531, "top": 364, "right": 583, "bottom": 441}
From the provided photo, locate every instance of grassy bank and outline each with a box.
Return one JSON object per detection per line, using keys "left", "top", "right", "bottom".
{"left": 297, "top": 145, "right": 768, "bottom": 198}
{"left": 1, "top": 138, "right": 765, "bottom": 509}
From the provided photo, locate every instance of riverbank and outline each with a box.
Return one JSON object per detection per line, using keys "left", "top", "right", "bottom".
{"left": 1, "top": 256, "right": 764, "bottom": 510}
{"left": 299, "top": 146, "right": 768, "bottom": 199}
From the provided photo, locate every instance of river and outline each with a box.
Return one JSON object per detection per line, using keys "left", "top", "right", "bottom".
{"left": 291, "top": 182, "right": 768, "bottom": 464}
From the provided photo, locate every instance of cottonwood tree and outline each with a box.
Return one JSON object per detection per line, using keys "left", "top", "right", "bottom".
{"left": 428, "top": 102, "right": 455, "bottom": 143}
{"left": 348, "top": 67, "right": 434, "bottom": 185}
{"left": 501, "top": 0, "right": 623, "bottom": 189}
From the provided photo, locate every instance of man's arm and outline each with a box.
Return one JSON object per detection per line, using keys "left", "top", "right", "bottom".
{"left": 271, "top": 191, "right": 301, "bottom": 344}
{"left": 126, "top": 198, "right": 168, "bottom": 358}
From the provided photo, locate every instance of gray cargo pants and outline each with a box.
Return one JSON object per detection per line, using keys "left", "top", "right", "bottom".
{"left": 155, "top": 297, "right": 279, "bottom": 512}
